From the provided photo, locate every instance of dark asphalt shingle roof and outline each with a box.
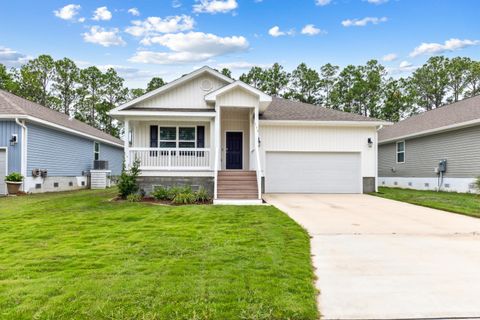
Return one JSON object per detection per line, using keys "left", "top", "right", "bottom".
{"left": 378, "top": 95, "right": 480, "bottom": 142}
{"left": 0, "top": 89, "right": 123, "bottom": 146}
{"left": 124, "top": 107, "right": 215, "bottom": 112}
{"left": 260, "top": 97, "right": 383, "bottom": 122}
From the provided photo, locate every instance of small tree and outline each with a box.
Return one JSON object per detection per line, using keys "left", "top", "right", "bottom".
{"left": 475, "top": 177, "right": 480, "bottom": 193}
{"left": 117, "top": 158, "right": 141, "bottom": 199}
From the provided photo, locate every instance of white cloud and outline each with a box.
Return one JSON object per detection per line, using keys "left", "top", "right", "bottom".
{"left": 97, "top": 64, "right": 157, "bottom": 80}
{"left": 92, "top": 6, "right": 112, "bottom": 21}
{"left": 301, "top": 24, "right": 324, "bottom": 36}
{"left": 410, "top": 38, "right": 480, "bottom": 57}
{"left": 268, "top": 26, "right": 294, "bottom": 37}
{"left": 128, "top": 8, "right": 140, "bottom": 16}
{"left": 172, "top": 0, "right": 182, "bottom": 8}
{"left": 382, "top": 53, "right": 397, "bottom": 62}
{"left": 387, "top": 60, "right": 417, "bottom": 75}
{"left": 0, "top": 46, "right": 31, "bottom": 67}
{"left": 129, "top": 31, "right": 249, "bottom": 64}
{"left": 193, "top": 0, "right": 238, "bottom": 14}
{"left": 342, "top": 16, "right": 387, "bottom": 27}
{"left": 125, "top": 15, "right": 195, "bottom": 37}
{"left": 315, "top": 0, "right": 331, "bottom": 6}
{"left": 82, "top": 26, "right": 126, "bottom": 47}
{"left": 54, "top": 4, "right": 81, "bottom": 21}
{"left": 366, "top": 0, "right": 388, "bottom": 4}
{"left": 78, "top": 17, "right": 86, "bottom": 22}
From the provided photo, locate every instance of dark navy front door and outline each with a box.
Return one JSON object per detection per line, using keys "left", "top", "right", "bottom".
{"left": 226, "top": 132, "right": 243, "bottom": 169}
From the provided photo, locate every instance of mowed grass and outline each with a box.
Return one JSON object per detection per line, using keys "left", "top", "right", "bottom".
{"left": 373, "top": 187, "right": 480, "bottom": 218}
{"left": 0, "top": 189, "right": 318, "bottom": 320}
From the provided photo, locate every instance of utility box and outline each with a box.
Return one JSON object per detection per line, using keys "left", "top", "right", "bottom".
{"left": 438, "top": 159, "right": 447, "bottom": 173}
{"left": 90, "top": 170, "right": 112, "bottom": 189}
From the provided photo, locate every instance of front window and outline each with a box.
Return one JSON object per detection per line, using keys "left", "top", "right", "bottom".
{"left": 159, "top": 126, "right": 196, "bottom": 148}
{"left": 160, "top": 127, "right": 177, "bottom": 148}
{"left": 94, "top": 142, "right": 100, "bottom": 161}
{"left": 396, "top": 141, "right": 405, "bottom": 163}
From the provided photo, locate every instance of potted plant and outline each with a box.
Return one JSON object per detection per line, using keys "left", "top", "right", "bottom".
{"left": 5, "top": 172, "right": 23, "bottom": 195}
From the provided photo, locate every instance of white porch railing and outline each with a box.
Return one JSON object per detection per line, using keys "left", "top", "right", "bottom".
{"left": 129, "top": 148, "right": 211, "bottom": 170}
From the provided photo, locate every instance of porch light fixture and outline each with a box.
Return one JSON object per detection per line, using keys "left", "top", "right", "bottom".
{"left": 367, "top": 138, "right": 373, "bottom": 148}
{"left": 10, "top": 134, "right": 18, "bottom": 146}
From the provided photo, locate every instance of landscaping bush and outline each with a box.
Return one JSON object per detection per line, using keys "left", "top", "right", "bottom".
{"left": 152, "top": 185, "right": 210, "bottom": 204}
{"left": 152, "top": 186, "right": 170, "bottom": 201}
{"left": 127, "top": 193, "right": 143, "bottom": 202}
{"left": 195, "top": 187, "right": 211, "bottom": 202}
{"left": 475, "top": 177, "right": 480, "bottom": 193}
{"left": 172, "top": 191, "right": 197, "bottom": 205}
{"left": 5, "top": 172, "right": 23, "bottom": 182}
{"left": 117, "top": 158, "right": 141, "bottom": 199}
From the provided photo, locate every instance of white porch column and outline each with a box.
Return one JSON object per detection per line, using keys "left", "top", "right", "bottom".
{"left": 209, "top": 118, "right": 215, "bottom": 170}
{"left": 214, "top": 104, "right": 221, "bottom": 199}
{"left": 254, "top": 106, "right": 262, "bottom": 199}
{"left": 124, "top": 118, "right": 130, "bottom": 169}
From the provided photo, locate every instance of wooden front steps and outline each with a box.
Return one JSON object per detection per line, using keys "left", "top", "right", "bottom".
{"left": 217, "top": 170, "right": 259, "bottom": 200}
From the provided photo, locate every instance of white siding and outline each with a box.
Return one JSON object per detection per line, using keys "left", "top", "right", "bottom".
{"left": 220, "top": 108, "right": 251, "bottom": 170}
{"left": 259, "top": 124, "right": 377, "bottom": 177}
{"left": 216, "top": 87, "right": 259, "bottom": 107}
{"left": 133, "top": 121, "right": 211, "bottom": 148}
{"left": 132, "top": 74, "right": 228, "bottom": 109}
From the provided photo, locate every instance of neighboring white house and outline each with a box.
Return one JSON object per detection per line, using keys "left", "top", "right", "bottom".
{"left": 110, "top": 66, "right": 389, "bottom": 204}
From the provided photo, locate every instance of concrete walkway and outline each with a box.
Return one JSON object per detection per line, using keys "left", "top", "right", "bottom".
{"left": 264, "top": 194, "right": 480, "bottom": 320}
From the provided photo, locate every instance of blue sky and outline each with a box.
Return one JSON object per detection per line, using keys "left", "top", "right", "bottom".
{"left": 0, "top": 0, "right": 479, "bottom": 88}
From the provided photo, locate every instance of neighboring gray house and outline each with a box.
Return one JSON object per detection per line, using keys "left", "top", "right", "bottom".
{"left": 378, "top": 95, "right": 480, "bottom": 193}
{"left": 0, "top": 90, "right": 124, "bottom": 195}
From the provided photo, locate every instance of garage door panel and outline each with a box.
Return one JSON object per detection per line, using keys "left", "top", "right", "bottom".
{"left": 265, "top": 152, "right": 361, "bottom": 193}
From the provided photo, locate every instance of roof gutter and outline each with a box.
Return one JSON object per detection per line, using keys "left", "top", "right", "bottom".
{"left": 260, "top": 120, "right": 392, "bottom": 127}
{"left": 378, "top": 118, "right": 480, "bottom": 144}
{"left": 2, "top": 114, "right": 123, "bottom": 148}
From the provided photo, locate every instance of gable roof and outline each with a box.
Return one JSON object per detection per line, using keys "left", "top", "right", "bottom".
{"left": 260, "top": 97, "right": 387, "bottom": 123}
{"left": 111, "top": 66, "right": 233, "bottom": 114}
{"left": 0, "top": 90, "right": 123, "bottom": 147}
{"left": 378, "top": 95, "right": 480, "bottom": 143}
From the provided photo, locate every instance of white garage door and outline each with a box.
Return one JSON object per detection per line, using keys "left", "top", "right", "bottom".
{"left": 265, "top": 152, "right": 362, "bottom": 193}
{"left": 0, "top": 149, "right": 6, "bottom": 195}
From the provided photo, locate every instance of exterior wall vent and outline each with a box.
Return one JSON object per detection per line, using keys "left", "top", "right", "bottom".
{"left": 69, "top": 181, "right": 74, "bottom": 187}
{"left": 35, "top": 184, "right": 41, "bottom": 189}
{"left": 53, "top": 182, "right": 59, "bottom": 188}
{"left": 425, "top": 183, "right": 429, "bottom": 187}
{"left": 381, "top": 181, "right": 385, "bottom": 185}
{"left": 81, "top": 181, "right": 85, "bottom": 186}
{"left": 445, "top": 183, "right": 450, "bottom": 188}
{"left": 408, "top": 182, "right": 412, "bottom": 186}
{"left": 394, "top": 181, "right": 398, "bottom": 185}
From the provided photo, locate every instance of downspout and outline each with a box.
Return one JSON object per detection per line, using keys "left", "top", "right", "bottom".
{"left": 15, "top": 118, "right": 28, "bottom": 192}
{"left": 254, "top": 108, "right": 262, "bottom": 200}
{"left": 375, "top": 125, "right": 383, "bottom": 192}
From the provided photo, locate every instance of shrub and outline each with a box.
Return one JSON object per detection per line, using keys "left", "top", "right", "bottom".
{"left": 127, "top": 193, "right": 143, "bottom": 202}
{"left": 475, "top": 177, "right": 480, "bottom": 192}
{"left": 195, "top": 187, "right": 211, "bottom": 202}
{"left": 5, "top": 172, "right": 23, "bottom": 182}
{"left": 117, "top": 158, "right": 141, "bottom": 199}
{"left": 172, "top": 192, "right": 197, "bottom": 205}
{"left": 152, "top": 186, "right": 170, "bottom": 201}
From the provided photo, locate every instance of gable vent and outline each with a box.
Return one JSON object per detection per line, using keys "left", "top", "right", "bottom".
{"left": 200, "top": 79, "right": 213, "bottom": 91}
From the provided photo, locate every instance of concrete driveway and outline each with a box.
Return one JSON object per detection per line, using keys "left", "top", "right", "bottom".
{"left": 264, "top": 194, "right": 480, "bottom": 320}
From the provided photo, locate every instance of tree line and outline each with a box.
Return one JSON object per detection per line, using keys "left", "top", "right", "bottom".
{"left": 0, "top": 55, "right": 165, "bottom": 137}
{"left": 1, "top": 55, "right": 479, "bottom": 138}
{"left": 238, "top": 56, "right": 480, "bottom": 122}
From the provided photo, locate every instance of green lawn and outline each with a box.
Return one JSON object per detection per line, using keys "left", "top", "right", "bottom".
{"left": 372, "top": 187, "right": 480, "bottom": 218}
{"left": 0, "top": 189, "right": 318, "bottom": 320}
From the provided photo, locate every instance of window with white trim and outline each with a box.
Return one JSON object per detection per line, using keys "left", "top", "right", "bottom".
{"left": 94, "top": 142, "right": 100, "bottom": 161}
{"left": 158, "top": 126, "right": 196, "bottom": 148}
{"left": 396, "top": 141, "right": 405, "bottom": 163}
